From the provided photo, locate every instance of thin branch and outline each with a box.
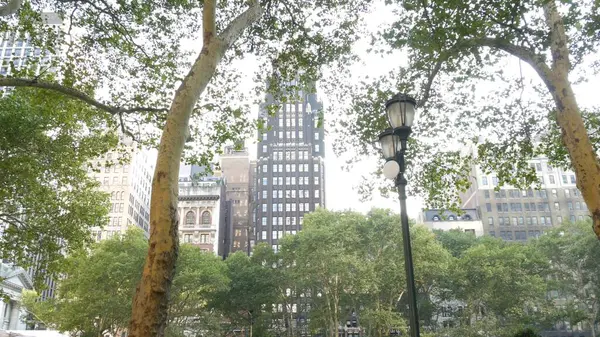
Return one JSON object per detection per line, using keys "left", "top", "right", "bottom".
{"left": 0, "top": 0, "right": 22, "bottom": 16}
{"left": 0, "top": 77, "right": 168, "bottom": 114}
{"left": 417, "top": 57, "right": 444, "bottom": 107}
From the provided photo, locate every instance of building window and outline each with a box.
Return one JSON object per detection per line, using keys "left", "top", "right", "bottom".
{"left": 315, "top": 145, "right": 320, "bottom": 152}
{"left": 568, "top": 202, "right": 573, "bottom": 210}
{"left": 535, "top": 163, "right": 542, "bottom": 171}
{"left": 314, "top": 164, "right": 319, "bottom": 172}
{"left": 184, "top": 234, "right": 192, "bottom": 243}
{"left": 202, "top": 211, "right": 211, "bottom": 225}
{"left": 262, "top": 133, "right": 267, "bottom": 141}
{"left": 262, "top": 217, "right": 267, "bottom": 226}
{"left": 315, "top": 190, "right": 320, "bottom": 198}
{"left": 549, "top": 175, "right": 555, "bottom": 184}
{"left": 263, "top": 145, "right": 267, "bottom": 152}
{"left": 262, "top": 178, "right": 267, "bottom": 186}
{"left": 492, "top": 176, "right": 498, "bottom": 186}
{"left": 482, "top": 176, "right": 488, "bottom": 186}
{"left": 201, "top": 234, "right": 209, "bottom": 243}
{"left": 488, "top": 217, "right": 493, "bottom": 225}
{"left": 122, "top": 177, "right": 127, "bottom": 185}
{"left": 562, "top": 175, "right": 568, "bottom": 184}
{"left": 554, "top": 202, "right": 560, "bottom": 210}
{"left": 484, "top": 190, "right": 490, "bottom": 199}
{"left": 185, "top": 211, "right": 195, "bottom": 227}
{"left": 315, "top": 177, "right": 319, "bottom": 185}
{"left": 315, "top": 133, "right": 319, "bottom": 140}
{"left": 486, "top": 203, "right": 492, "bottom": 212}
{"left": 570, "top": 175, "right": 576, "bottom": 184}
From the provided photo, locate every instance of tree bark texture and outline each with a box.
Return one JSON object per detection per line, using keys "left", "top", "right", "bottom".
{"left": 542, "top": 1, "right": 600, "bottom": 240}
{"left": 127, "top": 2, "right": 263, "bottom": 336}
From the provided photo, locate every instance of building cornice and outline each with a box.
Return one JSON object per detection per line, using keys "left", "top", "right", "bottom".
{"left": 178, "top": 195, "right": 220, "bottom": 201}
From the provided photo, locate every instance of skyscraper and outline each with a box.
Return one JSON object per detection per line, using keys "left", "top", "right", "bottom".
{"left": 254, "top": 83, "right": 326, "bottom": 252}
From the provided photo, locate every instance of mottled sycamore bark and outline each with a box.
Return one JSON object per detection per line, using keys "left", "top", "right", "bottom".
{"left": 127, "top": 1, "right": 263, "bottom": 336}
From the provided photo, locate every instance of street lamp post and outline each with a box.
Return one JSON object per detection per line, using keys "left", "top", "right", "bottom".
{"left": 377, "top": 93, "right": 420, "bottom": 337}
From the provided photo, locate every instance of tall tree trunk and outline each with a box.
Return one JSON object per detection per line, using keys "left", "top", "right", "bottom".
{"left": 127, "top": 2, "right": 262, "bottom": 336}
{"left": 543, "top": 0, "right": 600, "bottom": 239}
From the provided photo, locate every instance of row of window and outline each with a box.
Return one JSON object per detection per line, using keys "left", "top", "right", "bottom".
{"left": 262, "top": 163, "right": 320, "bottom": 173}
{"left": 261, "top": 130, "right": 321, "bottom": 141}
{"left": 100, "top": 163, "right": 130, "bottom": 173}
{"left": 260, "top": 230, "right": 298, "bottom": 240}
{"left": 490, "top": 216, "right": 554, "bottom": 226}
{"left": 488, "top": 214, "right": 586, "bottom": 226}
{"left": 99, "top": 176, "right": 128, "bottom": 186}
{"left": 263, "top": 144, "right": 320, "bottom": 154}
{"left": 482, "top": 174, "right": 577, "bottom": 187}
{"left": 270, "top": 150, "right": 312, "bottom": 161}
{"left": 488, "top": 200, "right": 587, "bottom": 213}
{"left": 261, "top": 216, "right": 305, "bottom": 227}
{"left": 182, "top": 233, "right": 211, "bottom": 244}
{"left": 262, "top": 203, "right": 319, "bottom": 213}
{"left": 484, "top": 188, "right": 581, "bottom": 199}
{"left": 184, "top": 211, "right": 212, "bottom": 226}
{"left": 261, "top": 189, "right": 320, "bottom": 199}
{"left": 261, "top": 176, "right": 320, "bottom": 186}
{"left": 108, "top": 216, "right": 123, "bottom": 227}
{"left": 492, "top": 230, "right": 542, "bottom": 241}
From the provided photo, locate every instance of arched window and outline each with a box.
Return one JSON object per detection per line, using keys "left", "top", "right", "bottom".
{"left": 432, "top": 215, "right": 440, "bottom": 221}
{"left": 202, "top": 211, "right": 211, "bottom": 225}
{"left": 462, "top": 214, "right": 472, "bottom": 221}
{"left": 185, "top": 211, "right": 195, "bottom": 227}
{"left": 111, "top": 192, "right": 116, "bottom": 199}
{"left": 448, "top": 215, "right": 456, "bottom": 221}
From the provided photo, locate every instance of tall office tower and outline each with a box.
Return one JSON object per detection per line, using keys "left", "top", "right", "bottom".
{"left": 461, "top": 155, "right": 590, "bottom": 241}
{"left": 254, "top": 83, "right": 326, "bottom": 252}
{"left": 220, "top": 146, "right": 251, "bottom": 254}
{"left": 88, "top": 140, "right": 155, "bottom": 240}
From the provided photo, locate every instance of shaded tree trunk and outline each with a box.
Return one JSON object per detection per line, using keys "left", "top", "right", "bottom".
{"left": 127, "top": 2, "right": 263, "bottom": 336}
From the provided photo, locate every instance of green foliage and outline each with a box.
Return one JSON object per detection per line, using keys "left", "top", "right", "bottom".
{"left": 0, "top": 87, "right": 115, "bottom": 287}
{"left": 328, "top": 0, "right": 600, "bottom": 211}
{"left": 23, "top": 228, "right": 229, "bottom": 337}
{"left": 434, "top": 229, "right": 479, "bottom": 258}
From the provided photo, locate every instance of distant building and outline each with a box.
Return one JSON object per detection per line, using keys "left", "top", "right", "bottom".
{"left": 220, "top": 146, "right": 251, "bottom": 255}
{"left": 88, "top": 142, "right": 155, "bottom": 240}
{"left": 177, "top": 166, "right": 228, "bottom": 256}
{"left": 254, "top": 80, "right": 326, "bottom": 252}
{"left": 420, "top": 209, "right": 484, "bottom": 237}
{"left": 0, "top": 263, "right": 33, "bottom": 330}
{"left": 460, "top": 155, "right": 590, "bottom": 240}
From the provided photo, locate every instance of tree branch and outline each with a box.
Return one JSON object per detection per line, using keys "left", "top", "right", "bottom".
{"left": 0, "top": 77, "right": 168, "bottom": 114}
{"left": 218, "top": 0, "right": 263, "bottom": 48}
{"left": 417, "top": 57, "right": 444, "bottom": 107}
{"left": 203, "top": 0, "right": 216, "bottom": 47}
{"left": 0, "top": 0, "right": 22, "bottom": 16}
{"left": 543, "top": 0, "right": 571, "bottom": 72}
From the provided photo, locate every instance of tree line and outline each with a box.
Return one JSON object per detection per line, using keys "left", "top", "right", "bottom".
{"left": 24, "top": 208, "right": 600, "bottom": 337}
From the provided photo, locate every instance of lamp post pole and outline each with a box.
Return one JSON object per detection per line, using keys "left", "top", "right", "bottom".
{"left": 395, "top": 148, "right": 420, "bottom": 337}
{"left": 377, "top": 93, "right": 420, "bottom": 337}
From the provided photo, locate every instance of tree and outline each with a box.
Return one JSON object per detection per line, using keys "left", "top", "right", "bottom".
{"left": 209, "top": 249, "right": 279, "bottom": 337}
{"left": 330, "top": 0, "right": 600, "bottom": 239}
{"left": 0, "top": 1, "right": 373, "bottom": 334}
{"left": 434, "top": 229, "right": 479, "bottom": 258}
{"left": 536, "top": 221, "right": 600, "bottom": 337}
{"left": 23, "top": 228, "right": 229, "bottom": 337}
{"left": 444, "top": 237, "right": 552, "bottom": 337}
{"left": 0, "top": 87, "right": 113, "bottom": 287}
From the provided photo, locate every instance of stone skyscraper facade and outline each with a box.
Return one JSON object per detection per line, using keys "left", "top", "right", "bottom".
{"left": 254, "top": 84, "right": 326, "bottom": 252}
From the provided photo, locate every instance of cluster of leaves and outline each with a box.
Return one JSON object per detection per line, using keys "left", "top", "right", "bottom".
{"left": 0, "top": 86, "right": 115, "bottom": 288}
